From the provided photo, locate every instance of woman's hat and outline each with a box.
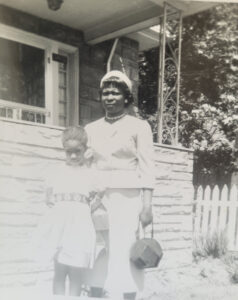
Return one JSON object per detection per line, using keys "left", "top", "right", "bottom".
{"left": 100, "top": 70, "right": 132, "bottom": 93}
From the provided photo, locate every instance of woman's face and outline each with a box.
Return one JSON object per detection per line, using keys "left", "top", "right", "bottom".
{"left": 101, "top": 84, "right": 126, "bottom": 117}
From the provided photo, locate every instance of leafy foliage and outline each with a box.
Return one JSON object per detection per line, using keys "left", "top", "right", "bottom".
{"left": 180, "top": 102, "right": 237, "bottom": 186}
{"left": 180, "top": 3, "right": 238, "bottom": 186}
{"left": 138, "top": 48, "right": 158, "bottom": 115}
{"left": 138, "top": 3, "right": 238, "bottom": 186}
{"left": 181, "top": 4, "right": 238, "bottom": 108}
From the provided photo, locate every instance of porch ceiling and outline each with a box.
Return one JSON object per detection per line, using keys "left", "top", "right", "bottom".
{"left": 0, "top": 0, "right": 223, "bottom": 50}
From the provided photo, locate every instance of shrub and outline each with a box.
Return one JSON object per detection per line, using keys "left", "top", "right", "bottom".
{"left": 223, "top": 254, "right": 238, "bottom": 284}
{"left": 193, "top": 229, "right": 228, "bottom": 260}
{"left": 231, "top": 267, "right": 238, "bottom": 284}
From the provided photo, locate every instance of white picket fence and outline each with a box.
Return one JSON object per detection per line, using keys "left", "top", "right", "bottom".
{"left": 193, "top": 184, "right": 238, "bottom": 251}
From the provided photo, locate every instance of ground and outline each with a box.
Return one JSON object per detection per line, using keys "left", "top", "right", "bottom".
{"left": 142, "top": 257, "right": 238, "bottom": 300}
{"left": 2, "top": 257, "right": 238, "bottom": 300}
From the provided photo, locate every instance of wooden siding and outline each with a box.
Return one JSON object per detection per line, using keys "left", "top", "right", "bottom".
{"left": 152, "top": 144, "right": 194, "bottom": 271}
{"left": 0, "top": 119, "right": 193, "bottom": 288}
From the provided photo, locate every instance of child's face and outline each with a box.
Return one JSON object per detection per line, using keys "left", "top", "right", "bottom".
{"left": 63, "top": 139, "right": 86, "bottom": 166}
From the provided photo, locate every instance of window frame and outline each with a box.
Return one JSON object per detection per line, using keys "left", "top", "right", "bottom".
{"left": 0, "top": 24, "right": 79, "bottom": 127}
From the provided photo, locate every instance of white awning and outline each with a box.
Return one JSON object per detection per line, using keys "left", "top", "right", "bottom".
{"left": 0, "top": 0, "right": 232, "bottom": 50}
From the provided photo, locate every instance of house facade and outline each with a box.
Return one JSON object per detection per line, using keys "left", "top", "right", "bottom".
{"left": 0, "top": 0, "right": 222, "bottom": 292}
{"left": 0, "top": 5, "right": 140, "bottom": 127}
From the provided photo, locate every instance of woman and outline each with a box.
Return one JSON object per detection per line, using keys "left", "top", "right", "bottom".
{"left": 85, "top": 70, "right": 155, "bottom": 300}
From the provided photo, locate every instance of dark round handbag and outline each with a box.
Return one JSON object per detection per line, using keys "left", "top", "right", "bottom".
{"left": 130, "top": 220, "right": 163, "bottom": 269}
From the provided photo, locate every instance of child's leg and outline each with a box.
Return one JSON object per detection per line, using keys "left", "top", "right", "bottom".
{"left": 53, "top": 261, "right": 68, "bottom": 295}
{"left": 68, "top": 266, "right": 83, "bottom": 296}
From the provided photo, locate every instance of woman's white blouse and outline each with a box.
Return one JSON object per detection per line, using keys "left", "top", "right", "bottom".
{"left": 85, "top": 115, "right": 155, "bottom": 189}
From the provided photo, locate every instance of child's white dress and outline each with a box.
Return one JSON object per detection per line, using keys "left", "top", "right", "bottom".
{"left": 34, "top": 164, "right": 98, "bottom": 268}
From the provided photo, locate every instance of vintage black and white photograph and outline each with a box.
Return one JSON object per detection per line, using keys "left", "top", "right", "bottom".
{"left": 0, "top": 0, "right": 237, "bottom": 299}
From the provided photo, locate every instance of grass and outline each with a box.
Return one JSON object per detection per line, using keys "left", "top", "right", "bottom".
{"left": 223, "top": 253, "right": 238, "bottom": 283}
{"left": 193, "top": 229, "right": 228, "bottom": 260}
{"left": 193, "top": 229, "right": 238, "bottom": 285}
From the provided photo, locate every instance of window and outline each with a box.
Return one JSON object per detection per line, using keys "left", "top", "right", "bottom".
{"left": 0, "top": 24, "right": 79, "bottom": 127}
{"left": 0, "top": 38, "right": 46, "bottom": 123}
{"left": 58, "top": 51, "right": 69, "bottom": 127}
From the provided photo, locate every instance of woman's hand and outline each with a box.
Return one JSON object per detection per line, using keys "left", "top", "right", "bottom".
{"left": 84, "top": 147, "right": 94, "bottom": 160}
{"left": 89, "top": 190, "right": 105, "bottom": 214}
{"left": 91, "top": 199, "right": 102, "bottom": 214}
{"left": 140, "top": 205, "right": 153, "bottom": 228}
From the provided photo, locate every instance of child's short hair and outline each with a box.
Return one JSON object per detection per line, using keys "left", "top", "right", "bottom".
{"left": 62, "top": 126, "right": 88, "bottom": 146}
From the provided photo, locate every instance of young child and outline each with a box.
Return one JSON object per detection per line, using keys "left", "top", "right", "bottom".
{"left": 34, "top": 126, "right": 103, "bottom": 296}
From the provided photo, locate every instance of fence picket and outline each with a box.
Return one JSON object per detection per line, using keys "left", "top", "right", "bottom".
{"left": 219, "top": 185, "right": 228, "bottom": 230}
{"left": 194, "top": 184, "right": 238, "bottom": 251}
{"left": 209, "top": 185, "right": 220, "bottom": 232}
{"left": 194, "top": 185, "right": 203, "bottom": 231}
{"left": 201, "top": 185, "right": 211, "bottom": 233}
{"left": 227, "top": 185, "right": 238, "bottom": 250}
{"left": 233, "top": 186, "right": 238, "bottom": 249}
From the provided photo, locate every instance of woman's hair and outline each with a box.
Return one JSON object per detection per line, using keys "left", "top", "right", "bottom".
{"left": 62, "top": 126, "right": 88, "bottom": 146}
{"left": 100, "top": 77, "right": 134, "bottom": 108}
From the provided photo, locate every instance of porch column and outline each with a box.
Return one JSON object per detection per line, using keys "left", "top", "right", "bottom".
{"left": 157, "top": 2, "right": 183, "bottom": 145}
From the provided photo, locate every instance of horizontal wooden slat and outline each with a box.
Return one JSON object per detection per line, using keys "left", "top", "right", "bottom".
{"left": 0, "top": 120, "right": 63, "bottom": 148}
{"left": 154, "top": 204, "right": 192, "bottom": 215}
{"left": 0, "top": 227, "right": 35, "bottom": 240}
{"left": 0, "top": 202, "right": 46, "bottom": 215}
{"left": 0, "top": 270, "right": 53, "bottom": 288}
{"left": 0, "top": 214, "right": 41, "bottom": 226}
{"left": 154, "top": 231, "right": 192, "bottom": 241}
{"left": 0, "top": 141, "right": 64, "bottom": 161}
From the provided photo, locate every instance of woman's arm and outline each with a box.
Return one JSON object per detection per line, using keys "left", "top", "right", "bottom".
{"left": 140, "top": 188, "right": 153, "bottom": 227}
{"left": 136, "top": 120, "right": 155, "bottom": 189}
{"left": 136, "top": 120, "right": 155, "bottom": 227}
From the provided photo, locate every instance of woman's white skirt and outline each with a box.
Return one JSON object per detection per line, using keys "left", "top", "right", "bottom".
{"left": 102, "top": 188, "right": 144, "bottom": 298}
